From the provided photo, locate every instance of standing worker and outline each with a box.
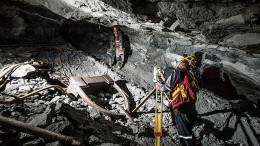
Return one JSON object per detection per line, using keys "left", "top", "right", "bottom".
{"left": 106, "top": 27, "right": 125, "bottom": 69}
{"left": 156, "top": 54, "right": 200, "bottom": 146}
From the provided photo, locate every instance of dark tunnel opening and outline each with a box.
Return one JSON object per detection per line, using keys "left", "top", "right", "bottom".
{"left": 201, "top": 67, "right": 245, "bottom": 100}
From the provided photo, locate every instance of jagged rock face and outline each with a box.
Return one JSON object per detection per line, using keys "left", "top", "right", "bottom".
{"left": 0, "top": 0, "right": 260, "bottom": 102}
{"left": 1, "top": 1, "right": 260, "bottom": 146}
{"left": 1, "top": 0, "right": 259, "bottom": 46}
{"left": 0, "top": 1, "right": 64, "bottom": 44}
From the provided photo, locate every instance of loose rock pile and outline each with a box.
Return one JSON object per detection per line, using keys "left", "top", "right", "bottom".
{"left": 0, "top": 46, "right": 259, "bottom": 146}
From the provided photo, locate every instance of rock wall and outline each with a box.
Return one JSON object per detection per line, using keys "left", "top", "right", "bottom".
{"left": 0, "top": 0, "right": 260, "bottom": 103}
{"left": 0, "top": 1, "right": 65, "bottom": 44}
{"left": 0, "top": 1, "right": 260, "bottom": 145}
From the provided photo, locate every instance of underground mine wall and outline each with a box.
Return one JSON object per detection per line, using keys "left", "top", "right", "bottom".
{"left": 0, "top": 0, "right": 260, "bottom": 146}
{"left": 2, "top": 0, "right": 260, "bottom": 103}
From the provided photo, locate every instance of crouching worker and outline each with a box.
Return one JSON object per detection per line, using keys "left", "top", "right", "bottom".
{"left": 156, "top": 55, "right": 199, "bottom": 146}
{"left": 106, "top": 27, "right": 125, "bottom": 69}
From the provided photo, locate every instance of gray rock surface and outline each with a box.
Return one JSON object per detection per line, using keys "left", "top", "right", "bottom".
{"left": 46, "top": 141, "right": 62, "bottom": 146}
{"left": 2, "top": 0, "right": 259, "bottom": 48}
{"left": 22, "top": 138, "right": 44, "bottom": 146}
{"left": 222, "top": 33, "right": 260, "bottom": 46}
{"left": 45, "top": 120, "right": 71, "bottom": 133}
{"left": 0, "top": 44, "right": 259, "bottom": 146}
{"left": 11, "top": 64, "right": 36, "bottom": 78}
{"left": 26, "top": 105, "right": 54, "bottom": 127}
{"left": 0, "top": 1, "right": 259, "bottom": 145}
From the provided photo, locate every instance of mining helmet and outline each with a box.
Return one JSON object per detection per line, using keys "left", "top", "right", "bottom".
{"left": 181, "top": 55, "right": 197, "bottom": 69}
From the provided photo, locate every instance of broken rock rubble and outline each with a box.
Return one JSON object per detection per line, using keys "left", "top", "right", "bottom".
{"left": 0, "top": 51, "right": 259, "bottom": 146}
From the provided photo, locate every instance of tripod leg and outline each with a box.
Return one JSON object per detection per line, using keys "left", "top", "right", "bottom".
{"left": 154, "top": 91, "right": 163, "bottom": 146}
{"left": 163, "top": 92, "right": 171, "bottom": 104}
{"left": 131, "top": 87, "right": 156, "bottom": 113}
{"left": 155, "top": 113, "right": 162, "bottom": 146}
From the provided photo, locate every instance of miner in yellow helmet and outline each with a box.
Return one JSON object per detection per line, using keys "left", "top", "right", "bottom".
{"left": 156, "top": 54, "right": 200, "bottom": 146}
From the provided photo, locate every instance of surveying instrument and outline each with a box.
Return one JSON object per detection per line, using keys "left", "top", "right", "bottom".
{"left": 131, "top": 66, "right": 172, "bottom": 146}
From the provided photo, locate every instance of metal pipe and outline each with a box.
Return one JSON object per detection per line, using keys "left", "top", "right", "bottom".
{"left": 0, "top": 115, "right": 82, "bottom": 145}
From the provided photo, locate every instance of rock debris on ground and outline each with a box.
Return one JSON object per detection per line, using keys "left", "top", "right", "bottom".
{"left": 0, "top": 46, "right": 259, "bottom": 146}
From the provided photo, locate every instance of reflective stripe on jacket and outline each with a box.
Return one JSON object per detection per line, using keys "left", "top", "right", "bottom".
{"left": 171, "top": 70, "right": 198, "bottom": 109}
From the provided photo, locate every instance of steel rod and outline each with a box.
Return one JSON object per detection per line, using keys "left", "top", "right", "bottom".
{"left": 0, "top": 115, "right": 82, "bottom": 145}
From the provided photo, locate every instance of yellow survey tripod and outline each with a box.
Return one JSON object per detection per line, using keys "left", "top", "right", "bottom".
{"left": 131, "top": 66, "right": 171, "bottom": 146}
{"left": 131, "top": 87, "right": 171, "bottom": 146}
{"left": 154, "top": 90, "right": 163, "bottom": 146}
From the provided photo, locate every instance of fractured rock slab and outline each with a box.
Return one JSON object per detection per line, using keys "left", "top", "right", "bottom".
{"left": 11, "top": 64, "right": 36, "bottom": 78}
{"left": 26, "top": 105, "right": 54, "bottom": 127}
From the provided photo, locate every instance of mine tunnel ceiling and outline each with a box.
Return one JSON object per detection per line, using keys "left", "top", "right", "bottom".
{"left": 0, "top": 0, "right": 259, "bottom": 48}
{"left": 0, "top": 0, "right": 260, "bottom": 103}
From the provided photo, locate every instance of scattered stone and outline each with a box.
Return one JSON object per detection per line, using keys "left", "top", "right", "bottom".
{"left": 145, "top": 99, "right": 154, "bottom": 112}
{"left": 111, "top": 126, "right": 123, "bottom": 135}
{"left": 111, "top": 104, "right": 116, "bottom": 109}
{"left": 17, "top": 115, "right": 26, "bottom": 122}
{"left": 114, "top": 97, "right": 124, "bottom": 104}
{"left": 3, "top": 82, "right": 20, "bottom": 95}
{"left": 55, "top": 103, "right": 63, "bottom": 113}
{"left": 70, "top": 101, "right": 81, "bottom": 108}
{"left": 87, "top": 106, "right": 101, "bottom": 119}
{"left": 26, "top": 113, "right": 50, "bottom": 127}
{"left": 104, "top": 115, "right": 112, "bottom": 121}
{"left": 31, "top": 106, "right": 45, "bottom": 114}
{"left": 63, "top": 97, "right": 71, "bottom": 104}
{"left": 11, "top": 64, "right": 36, "bottom": 78}
{"left": 18, "top": 86, "right": 32, "bottom": 92}
{"left": 50, "top": 96, "right": 61, "bottom": 104}
{"left": 163, "top": 99, "right": 170, "bottom": 107}
{"left": 0, "top": 40, "right": 259, "bottom": 146}
{"left": 45, "top": 120, "right": 71, "bottom": 134}
{"left": 89, "top": 135, "right": 102, "bottom": 144}
{"left": 22, "top": 138, "right": 44, "bottom": 146}
{"left": 18, "top": 133, "right": 36, "bottom": 141}
{"left": 77, "top": 98, "right": 86, "bottom": 105}
{"left": 26, "top": 105, "right": 54, "bottom": 127}
{"left": 46, "top": 141, "right": 62, "bottom": 146}
{"left": 129, "top": 124, "right": 139, "bottom": 134}
{"left": 97, "top": 143, "right": 122, "bottom": 146}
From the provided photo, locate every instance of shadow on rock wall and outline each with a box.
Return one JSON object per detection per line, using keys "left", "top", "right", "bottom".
{"left": 59, "top": 21, "right": 132, "bottom": 62}
{"left": 59, "top": 19, "right": 111, "bottom": 58}
{"left": 201, "top": 67, "right": 246, "bottom": 100}
{"left": 0, "top": 1, "right": 64, "bottom": 45}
